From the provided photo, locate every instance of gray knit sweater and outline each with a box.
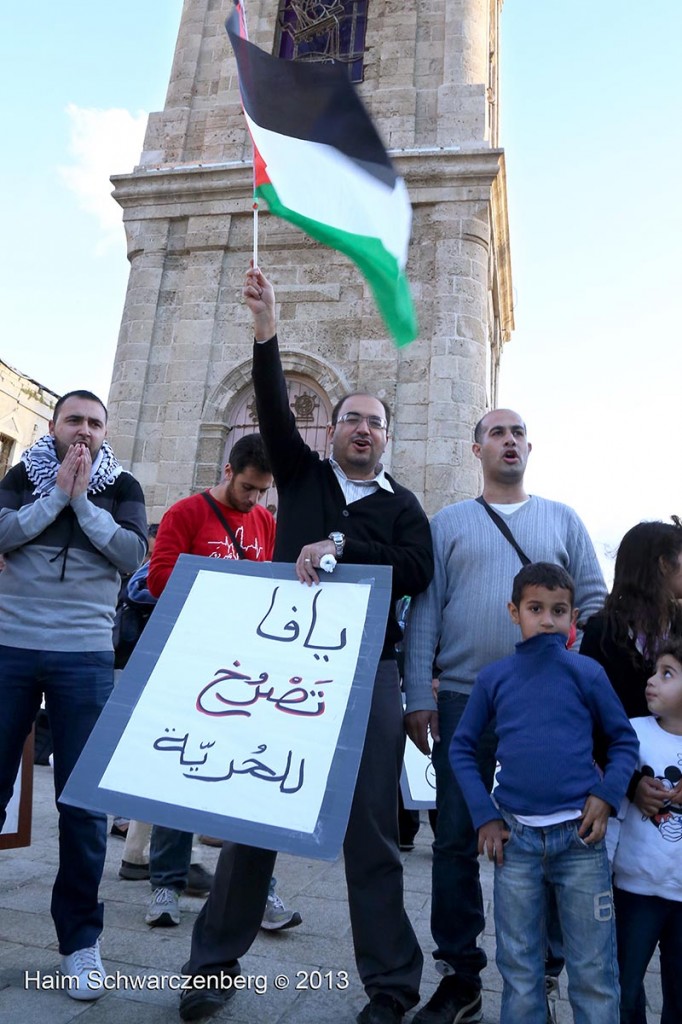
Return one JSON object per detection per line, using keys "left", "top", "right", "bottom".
{"left": 0, "top": 464, "right": 147, "bottom": 652}
{"left": 403, "top": 496, "right": 607, "bottom": 712}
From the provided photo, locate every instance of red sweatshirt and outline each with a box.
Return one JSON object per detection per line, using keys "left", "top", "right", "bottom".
{"left": 148, "top": 491, "right": 275, "bottom": 597}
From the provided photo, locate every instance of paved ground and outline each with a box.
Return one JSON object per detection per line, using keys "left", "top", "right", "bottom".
{"left": 1, "top": 765, "right": 662, "bottom": 1023}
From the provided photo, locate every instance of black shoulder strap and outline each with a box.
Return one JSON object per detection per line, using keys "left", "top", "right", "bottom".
{"left": 200, "top": 491, "right": 247, "bottom": 560}
{"left": 475, "top": 495, "right": 531, "bottom": 566}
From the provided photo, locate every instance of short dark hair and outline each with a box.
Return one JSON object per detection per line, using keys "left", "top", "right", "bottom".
{"left": 473, "top": 414, "right": 487, "bottom": 444}
{"left": 511, "top": 562, "right": 575, "bottom": 608}
{"left": 473, "top": 409, "right": 527, "bottom": 443}
{"left": 228, "top": 433, "right": 271, "bottom": 475}
{"left": 657, "top": 634, "right": 682, "bottom": 669}
{"left": 53, "top": 390, "right": 107, "bottom": 422}
{"left": 331, "top": 392, "right": 392, "bottom": 429}
{"left": 148, "top": 523, "right": 160, "bottom": 538}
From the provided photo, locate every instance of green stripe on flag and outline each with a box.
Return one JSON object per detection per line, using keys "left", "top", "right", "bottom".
{"left": 257, "top": 183, "right": 418, "bottom": 347}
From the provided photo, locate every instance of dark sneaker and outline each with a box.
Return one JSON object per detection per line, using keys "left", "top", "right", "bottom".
{"left": 357, "top": 993, "right": 405, "bottom": 1024}
{"left": 179, "top": 966, "right": 240, "bottom": 1022}
{"left": 179, "top": 989, "right": 230, "bottom": 1022}
{"left": 413, "top": 976, "right": 482, "bottom": 1024}
{"left": 198, "top": 834, "right": 223, "bottom": 847}
{"left": 185, "top": 862, "right": 214, "bottom": 897}
{"left": 119, "top": 859, "right": 150, "bottom": 881}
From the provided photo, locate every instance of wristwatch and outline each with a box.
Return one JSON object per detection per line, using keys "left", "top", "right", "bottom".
{"left": 328, "top": 532, "right": 345, "bottom": 558}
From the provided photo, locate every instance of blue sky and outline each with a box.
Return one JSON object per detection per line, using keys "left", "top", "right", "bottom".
{"left": 499, "top": 1, "right": 681, "bottom": 573}
{"left": 2, "top": 1, "right": 679, "bottom": 577}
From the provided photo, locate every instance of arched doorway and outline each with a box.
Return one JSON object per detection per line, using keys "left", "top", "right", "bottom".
{"left": 222, "top": 374, "right": 333, "bottom": 514}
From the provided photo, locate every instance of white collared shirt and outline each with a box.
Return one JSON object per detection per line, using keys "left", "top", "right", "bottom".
{"left": 330, "top": 457, "right": 394, "bottom": 504}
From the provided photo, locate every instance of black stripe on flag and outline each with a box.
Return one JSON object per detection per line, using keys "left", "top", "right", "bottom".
{"left": 226, "top": 7, "right": 397, "bottom": 188}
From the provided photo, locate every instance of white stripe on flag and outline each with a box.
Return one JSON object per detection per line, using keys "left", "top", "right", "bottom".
{"left": 245, "top": 111, "right": 411, "bottom": 267}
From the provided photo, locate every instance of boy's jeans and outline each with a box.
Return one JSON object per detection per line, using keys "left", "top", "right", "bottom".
{"left": 494, "top": 812, "right": 619, "bottom": 1024}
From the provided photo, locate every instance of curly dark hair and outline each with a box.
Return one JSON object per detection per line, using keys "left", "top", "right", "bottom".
{"left": 657, "top": 633, "right": 682, "bottom": 669}
{"left": 603, "top": 518, "right": 682, "bottom": 660}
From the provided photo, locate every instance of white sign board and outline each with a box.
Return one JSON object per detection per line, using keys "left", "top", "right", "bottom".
{"left": 62, "top": 557, "right": 392, "bottom": 860}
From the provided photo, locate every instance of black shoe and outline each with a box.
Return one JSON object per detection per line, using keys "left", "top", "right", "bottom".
{"left": 179, "top": 988, "right": 230, "bottom": 1022}
{"left": 119, "top": 859, "right": 150, "bottom": 881}
{"left": 178, "top": 968, "right": 240, "bottom": 1022}
{"left": 413, "top": 976, "right": 482, "bottom": 1024}
{"left": 357, "top": 993, "right": 406, "bottom": 1024}
{"left": 185, "top": 863, "right": 214, "bottom": 897}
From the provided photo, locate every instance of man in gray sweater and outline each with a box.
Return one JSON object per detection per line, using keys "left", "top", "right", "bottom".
{"left": 0, "top": 390, "right": 147, "bottom": 1001}
{"left": 403, "top": 409, "right": 607, "bottom": 1024}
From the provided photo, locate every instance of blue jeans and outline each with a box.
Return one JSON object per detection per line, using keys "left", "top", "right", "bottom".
{"left": 494, "top": 813, "right": 619, "bottom": 1024}
{"left": 150, "top": 825, "right": 193, "bottom": 890}
{"left": 615, "top": 887, "right": 682, "bottom": 1024}
{"left": 150, "top": 826, "right": 279, "bottom": 897}
{"left": 0, "top": 644, "right": 114, "bottom": 954}
{"left": 431, "top": 690, "right": 497, "bottom": 988}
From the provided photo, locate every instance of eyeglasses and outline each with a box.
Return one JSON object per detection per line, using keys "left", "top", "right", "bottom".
{"left": 335, "top": 412, "right": 388, "bottom": 431}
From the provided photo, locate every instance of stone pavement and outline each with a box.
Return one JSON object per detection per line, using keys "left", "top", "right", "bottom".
{"left": 1, "top": 765, "right": 662, "bottom": 1023}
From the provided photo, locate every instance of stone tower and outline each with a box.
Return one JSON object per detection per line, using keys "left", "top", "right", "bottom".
{"left": 109, "top": 0, "right": 513, "bottom": 521}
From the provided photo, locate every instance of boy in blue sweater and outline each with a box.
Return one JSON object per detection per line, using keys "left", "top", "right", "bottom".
{"left": 450, "top": 563, "right": 638, "bottom": 1024}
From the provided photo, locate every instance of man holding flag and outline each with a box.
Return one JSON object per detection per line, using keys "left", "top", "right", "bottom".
{"left": 177, "top": 266, "right": 433, "bottom": 1024}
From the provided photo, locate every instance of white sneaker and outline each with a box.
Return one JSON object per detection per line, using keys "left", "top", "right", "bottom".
{"left": 60, "top": 940, "right": 107, "bottom": 1000}
{"left": 145, "top": 886, "right": 181, "bottom": 927}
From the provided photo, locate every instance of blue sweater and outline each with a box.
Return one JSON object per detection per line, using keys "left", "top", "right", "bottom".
{"left": 449, "top": 633, "right": 639, "bottom": 829}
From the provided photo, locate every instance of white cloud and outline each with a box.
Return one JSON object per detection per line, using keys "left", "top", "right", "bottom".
{"left": 58, "top": 103, "right": 148, "bottom": 250}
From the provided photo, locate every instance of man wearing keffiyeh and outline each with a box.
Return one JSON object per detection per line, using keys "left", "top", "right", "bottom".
{"left": 0, "top": 389, "right": 147, "bottom": 1000}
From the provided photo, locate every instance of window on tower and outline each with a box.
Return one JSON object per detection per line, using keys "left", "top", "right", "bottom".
{"left": 275, "top": 0, "right": 369, "bottom": 83}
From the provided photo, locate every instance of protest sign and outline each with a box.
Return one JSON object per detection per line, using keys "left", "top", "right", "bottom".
{"left": 0, "top": 733, "right": 33, "bottom": 850}
{"left": 61, "top": 556, "right": 391, "bottom": 859}
{"left": 400, "top": 733, "right": 436, "bottom": 810}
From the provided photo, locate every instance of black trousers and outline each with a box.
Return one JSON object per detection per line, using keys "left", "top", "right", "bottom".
{"left": 185, "top": 659, "right": 423, "bottom": 1009}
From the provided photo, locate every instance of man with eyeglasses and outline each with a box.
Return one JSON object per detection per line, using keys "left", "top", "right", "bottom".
{"left": 178, "top": 266, "right": 434, "bottom": 1024}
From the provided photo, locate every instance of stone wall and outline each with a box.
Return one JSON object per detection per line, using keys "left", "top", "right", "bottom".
{"left": 108, "top": 0, "right": 513, "bottom": 521}
{"left": 0, "top": 361, "right": 58, "bottom": 477}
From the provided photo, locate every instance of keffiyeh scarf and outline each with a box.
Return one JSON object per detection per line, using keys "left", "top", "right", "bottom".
{"left": 22, "top": 435, "right": 123, "bottom": 497}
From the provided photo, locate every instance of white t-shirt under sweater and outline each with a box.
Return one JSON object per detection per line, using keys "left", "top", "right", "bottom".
{"left": 613, "top": 716, "right": 682, "bottom": 902}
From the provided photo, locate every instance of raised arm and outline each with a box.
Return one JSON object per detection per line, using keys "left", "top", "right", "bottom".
{"left": 244, "top": 264, "right": 277, "bottom": 342}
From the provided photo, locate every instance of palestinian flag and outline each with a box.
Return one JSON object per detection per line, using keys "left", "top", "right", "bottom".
{"left": 225, "top": 1, "right": 418, "bottom": 347}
